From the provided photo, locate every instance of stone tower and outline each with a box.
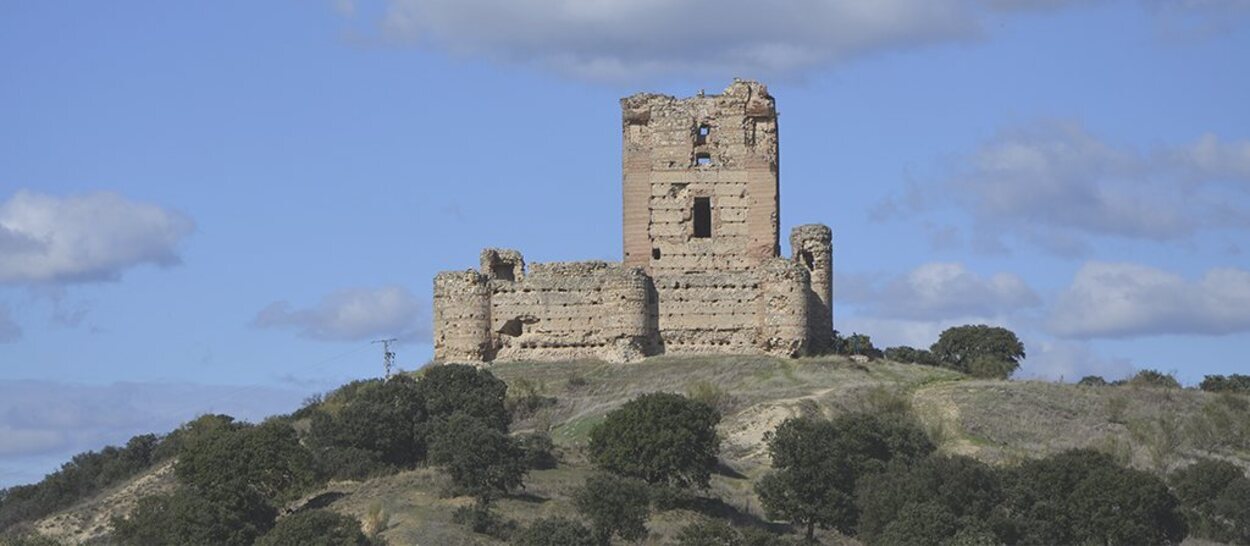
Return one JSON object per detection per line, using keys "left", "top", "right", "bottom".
{"left": 432, "top": 80, "right": 833, "bottom": 364}
{"left": 620, "top": 79, "right": 780, "bottom": 276}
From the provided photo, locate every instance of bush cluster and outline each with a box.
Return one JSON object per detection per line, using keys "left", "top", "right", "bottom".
{"left": 1200, "top": 374, "right": 1250, "bottom": 394}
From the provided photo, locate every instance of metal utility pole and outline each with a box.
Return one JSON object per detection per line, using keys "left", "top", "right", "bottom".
{"left": 372, "top": 338, "right": 398, "bottom": 378}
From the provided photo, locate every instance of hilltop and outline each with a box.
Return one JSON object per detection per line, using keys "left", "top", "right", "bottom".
{"left": 13, "top": 354, "right": 1249, "bottom": 545}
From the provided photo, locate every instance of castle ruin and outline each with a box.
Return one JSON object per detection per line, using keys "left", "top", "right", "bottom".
{"left": 433, "top": 80, "right": 833, "bottom": 364}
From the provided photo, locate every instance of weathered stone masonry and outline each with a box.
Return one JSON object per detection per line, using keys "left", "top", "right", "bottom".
{"left": 433, "top": 80, "right": 834, "bottom": 364}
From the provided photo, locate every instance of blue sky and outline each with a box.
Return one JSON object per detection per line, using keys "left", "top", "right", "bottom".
{"left": 1, "top": 0, "right": 1248, "bottom": 487}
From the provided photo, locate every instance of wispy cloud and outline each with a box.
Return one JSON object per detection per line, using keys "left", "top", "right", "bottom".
{"left": 1049, "top": 262, "right": 1250, "bottom": 338}
{"left": 839, "top": 262, "right": 1040, "bottom": 321}
{"left": 0, "top": 190, "right": 194, "bottom": 285}
{"left": 334, "top": 0, "right": 1250, "bottom": 80}
{"left": 879, "top": 122, "right": 1250, "bottom": 255}
{"left": 253, "top": 285, "right": 428, "bottom": 342}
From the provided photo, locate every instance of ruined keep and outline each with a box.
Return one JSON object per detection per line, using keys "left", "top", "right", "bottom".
{"left": 433, "top": 80, "right": 834, "bottom": 364}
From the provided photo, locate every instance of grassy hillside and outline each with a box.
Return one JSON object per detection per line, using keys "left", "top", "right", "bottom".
{"left": 21, "top": 355, "right": 1250, "bottom": 545}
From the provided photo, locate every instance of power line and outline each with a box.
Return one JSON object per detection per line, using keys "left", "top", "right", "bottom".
{"left": 372, "top": 338, "right": 398, "bottom": 379}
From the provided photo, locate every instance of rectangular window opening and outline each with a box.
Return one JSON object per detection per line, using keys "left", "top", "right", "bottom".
{"left": 696, "top": 124, "right": 710, "bottom": 145}
{"left": 695, "top": 153, "right": 712, "bottom": 166}
{"left": 652, "top": 248, "right": 662, "bottom": 260}
{"left": 693, "top": 197, "right": 712, "bottom": 239}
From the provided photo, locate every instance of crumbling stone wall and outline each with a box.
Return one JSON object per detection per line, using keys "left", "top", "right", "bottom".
{"left": 432, "top": 81, "right": 834, "bottom": 365}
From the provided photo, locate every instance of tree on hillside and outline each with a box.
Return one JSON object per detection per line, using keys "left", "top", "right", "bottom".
{"left": 588, "top": 392, "right": 720, "bottom": 488}
{"left": 308, "top": 375, "right": 427, "bottom": 467}
{"left": 1170, "top": 459, "right": 1250, "bottom": 544}
{"left": 175, "top": 419, "right": 319, "bottom": 504}
{"left": 573, "top": 472, "right": 651, "bottom": 545}
{"left": 999, "top": 449, "right": 1186, "bottom": 546}
{"left": 930, "top": 325, "right": 1025, "bottom": 379}
{"left": 511, "top": 517, "right": 597, "bottom": 546}
{"left": 1128, "top": 369, "right": 1182, "bottom": 389}
{"left": 418, "top": 364, "right": 511, "bottom": 431}
{"left": 856, "top": 455, "right": 1004, "bottom": 545}
{"left": 428, "top": 412, "right": 527, "bottom": 503}
{"left": 754, "top": 412, "right": 933, "bottom": 540}
{"left": 1200, "top": 374, "right": 1250, "bottom": 394}
{"left": 111, "top": 486, "right": 276, "bottom": 546}
{"left": 255, "top": 510, "right": 374, "bottom": 546}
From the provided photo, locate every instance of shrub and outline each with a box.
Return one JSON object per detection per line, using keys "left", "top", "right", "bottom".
{"left": 111, "top": 486, "right": 276, "bottom": 546}
{"left": 452, "top": 502, "right": 516, "bottom": 540}
{"left": 515, "top": 432, "right": 558, "bottom": 470}
{"left": 307, "top": 376, "right": 427, "bottom": 467}
{"left": 833, "top": 332, "right": 883, "bottom": 358}
{"left": 1170, "top": 459, "right": 1250, "bottom": 544}
{"left": 588, "top": 392, "right": 720, "bottom": 488}
{"left": 428, "top": 413, "right": 527, "bottom": 503}
{"left": 999, "top": 449, "right": 1186, "bottom": 546}
{"left": 675, "top": 520, "right": 794, "bottom": 546}
{"left": 1078, "top": 375, "right": 1109, "bottom": 387}
{"left": 255, "top": 510, "right": 373, "bottom": 546}
{"left": 686, "top": 381, "right": 733, "bottom": 414}
{"left": 754, "top": 412, "right": 934, "bottom": 540}
{"left": 930, "top": 324, "right": 1025, "bottom": 378}
{"left": 884, "top": 346, "right": 940, "bottom": 366}
{"left": 1200, "top": 374, "right": 1250, "bottom": 394}
{"left": 176, "top": 419, "right": 320, "bottom": 504}
{"left": 419, "top": 364, "right": 510, "bottom": 432}
{"left": 511, "top": 517, "right": 596, "bottom": 546}
{"left": 573, "top": 473, "right": 651, "bottom": 545}
{"left": 313, "top": 446, "right": 394, "bottom": 481}
{"left": 1128, "top": 369, "right": 1182, "bottom": 390}
{"left": 856, "top": 455, "right": 1003, "bottom": 545}
{"left": 506, "top": 378, "right": 557, "bottom": 421}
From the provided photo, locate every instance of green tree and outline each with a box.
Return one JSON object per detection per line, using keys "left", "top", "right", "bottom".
{"left": 175, "top": 419, "right": 319, "bottom": 504}
{"left": 1170, "top": 459, "right": 1250, "bottom": 544}
{"left": 418, "top": 364, "right": 510, "bottom": 431}
{"left": 1128, "top": 369, "right": 1182, "bottom": 389}
{"left": 1000, "top": 449, "right": 1186, "bottom": 546}
{"left": 1078, "top": 375, "right": 1109, "bottom": 386}
{"left": 573, "top": 473, "right": 651, "bottom": 545}
{"left": 511, "top": 517, "right": 597, "bottom": 546}
{"left": 856, "top": 455, "right": 1003, "bottom": 545}
{"left": 111, "top": 486, "right": 276, "bottom": 546}
{"left": 255, "top": 510, "right": 373, "bottom": 546}
{"left": 308, "top": 375, "right": 427, "bottom": 467}
{"left": 930, "top": 324, "right": 1025, "bottom": 378}
{"left": 428, "top": 412, "right": 527, "bottom": 503}
{"left": 754, "top": 413, "right": 933, "bottom": 540}
{"left": 1200, "top": 374, "right": 1250, "bottom": 394}
{"left": 587, "top": 392, "right": 720, "bottom": 488}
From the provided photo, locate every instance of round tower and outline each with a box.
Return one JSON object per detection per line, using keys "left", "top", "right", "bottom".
{"left": 432, "top": 270, "right": 493, "bottom": 363}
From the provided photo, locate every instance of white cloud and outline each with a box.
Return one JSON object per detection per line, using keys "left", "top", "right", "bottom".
{"left": 839, "top": 262, "right": 1039, "bottom": 320}
{"left": 336, "top": 0, "right": 1250, "bottom": 80}
{"left": 1049, "top": 261, "right": 1250, "bottom": 338}
{"left": 253, "top": 285, "right": 427, "bottom": 342}
{"left": 379, "top": 0, "right": 984, "bottom": 80}
{"left": 886, "top": 122, "right": 1250, "bottom": 254}
{"left": 0, "top": 304, "right": 20, "bottom": 343}
{"left": 1015, "top": 340, "right": 1135, "bottom": 381}
{"left": 0, "top": 190, "right": 194, "bottom": 284}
